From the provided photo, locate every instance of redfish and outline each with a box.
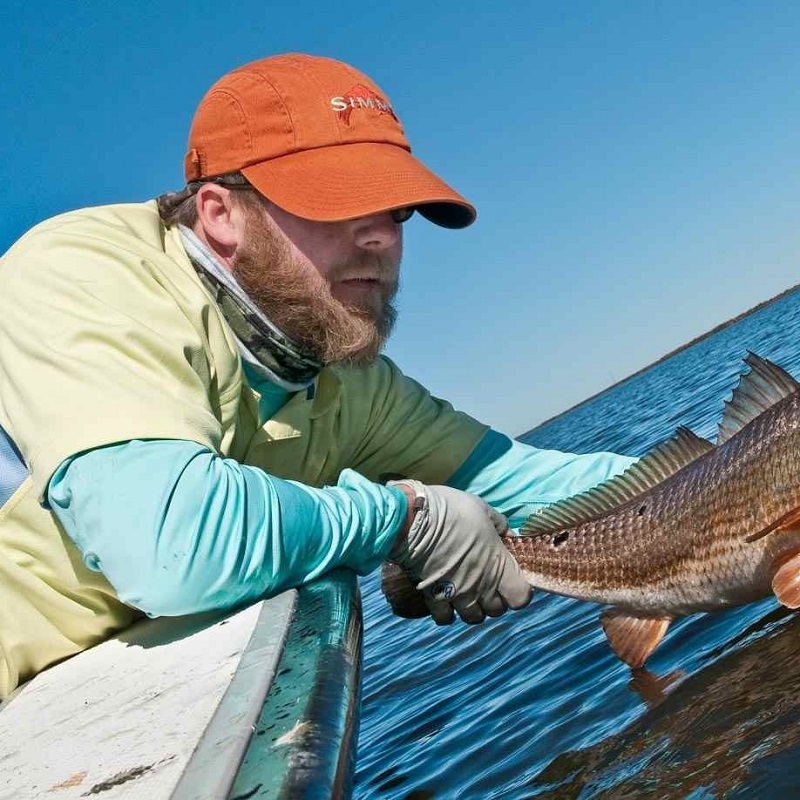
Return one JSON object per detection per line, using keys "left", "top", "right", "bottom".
{"left": 382, "top": 353, "right": 800, "bottom": 668}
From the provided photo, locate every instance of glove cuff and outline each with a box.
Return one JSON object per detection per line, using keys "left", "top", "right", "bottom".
{"left": 386, "top": 479, "right": 427, "bottom": 560}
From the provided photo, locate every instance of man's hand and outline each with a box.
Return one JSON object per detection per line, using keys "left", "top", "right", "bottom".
{"left": 387, "top": 480, "right": 532, "bottom": 624}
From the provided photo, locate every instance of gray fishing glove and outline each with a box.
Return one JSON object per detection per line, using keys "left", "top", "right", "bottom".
{"left": 387, "top": 480, "right": 532, "bottom": 625}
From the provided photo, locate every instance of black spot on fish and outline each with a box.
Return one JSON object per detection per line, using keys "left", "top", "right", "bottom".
{"left": 553, "top": 531, "right": 570, "bottom": 546}
{"left": 638, "top": 504, "right": 647, "bottom": 516}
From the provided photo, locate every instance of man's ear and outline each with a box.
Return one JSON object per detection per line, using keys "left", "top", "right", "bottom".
{"left": 194, "top": 184, "right": 244, "bottom": 260}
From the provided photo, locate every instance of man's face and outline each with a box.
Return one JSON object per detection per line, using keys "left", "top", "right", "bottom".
{"left": 232, "top": 195, "right": 402, "bottom": 365}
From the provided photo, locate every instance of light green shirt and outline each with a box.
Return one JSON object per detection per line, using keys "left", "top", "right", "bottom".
{"left": 0, "top": 201, "right": 486, "bottom": 696}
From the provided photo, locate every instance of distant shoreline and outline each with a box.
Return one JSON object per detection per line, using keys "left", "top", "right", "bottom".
{"left": 520, "top": 281, "right": 800, "bottom": 438}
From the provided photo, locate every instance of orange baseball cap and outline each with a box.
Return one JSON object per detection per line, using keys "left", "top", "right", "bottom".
{"left": 184, "top": 53, "right": 476, "bottom": 229}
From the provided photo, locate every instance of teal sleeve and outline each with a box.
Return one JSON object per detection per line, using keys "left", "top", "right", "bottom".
{"left": 447, "top": 429, "right": 636, "bottom": 528}
{"left": 47, "top": 440, "right": 407, "bottom": 617}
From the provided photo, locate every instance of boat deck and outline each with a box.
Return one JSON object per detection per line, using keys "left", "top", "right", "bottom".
{"left": 0, "top": 570, "right": 361, "bottom": 799}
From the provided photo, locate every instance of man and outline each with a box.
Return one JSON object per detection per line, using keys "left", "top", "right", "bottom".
{"left": 0, "top": 53, "right": 633, "bottom": 697}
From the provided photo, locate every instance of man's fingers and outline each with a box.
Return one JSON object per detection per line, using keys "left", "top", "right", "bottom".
{"left": 481, "top": 594, "right": 507, "bottom": 618}
{"left": 424, "top": 594, "right": 456, "bottom": 625}
{"left": 500, "top": 572, "right": 534, "bottom": 610}
{"left": 452, "top": 598, "right": 485, "bottom": 625}
{"left": 486, "top": 505, "right": 510, "bottom": 536}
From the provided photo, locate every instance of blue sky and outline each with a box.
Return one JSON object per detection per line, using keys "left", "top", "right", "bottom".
{"left": 4, "top": 2, "right": 800, "bottom": 437}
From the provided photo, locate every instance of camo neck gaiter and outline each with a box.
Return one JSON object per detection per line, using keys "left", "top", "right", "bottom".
{"left": 179, "top": 226, "right": 322, "bottom": 392}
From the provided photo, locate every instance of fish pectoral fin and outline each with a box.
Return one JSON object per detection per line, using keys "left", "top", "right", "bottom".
{"left": 771, "top": 549, "right": 800, "bottom": 609}
{"left": 746, "top": 508, "right": 800, "bottom": 543}
{"left": 600, "top": 609, "right": 672, "bottom": 669}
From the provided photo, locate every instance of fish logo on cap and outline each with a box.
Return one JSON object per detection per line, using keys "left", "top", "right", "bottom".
{"left": 330, "top": 84, "right": 398, "bottom": 126}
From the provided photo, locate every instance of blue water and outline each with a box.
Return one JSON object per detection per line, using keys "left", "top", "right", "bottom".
{"left": 355, "top": 286, "right": 800, "bottom": 799}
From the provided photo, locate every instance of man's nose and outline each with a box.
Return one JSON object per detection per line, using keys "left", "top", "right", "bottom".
{"left": 351, "top": 212, "right": 401, "bottom": 251}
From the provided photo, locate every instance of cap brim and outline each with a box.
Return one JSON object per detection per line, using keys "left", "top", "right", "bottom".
{"left": 241, "top": 142, "right": 476, "bottom": 229}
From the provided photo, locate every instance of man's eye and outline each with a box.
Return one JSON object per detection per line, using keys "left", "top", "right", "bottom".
{"left": 390, "top": 207, "right": 415, "bottom": 224}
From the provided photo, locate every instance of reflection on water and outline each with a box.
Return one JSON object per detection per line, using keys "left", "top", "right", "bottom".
{"left": 356, "top": 286, "right": 800, "bottom": 799}
{"left": 532, "top": 607, "right": 800, "bottom": 798}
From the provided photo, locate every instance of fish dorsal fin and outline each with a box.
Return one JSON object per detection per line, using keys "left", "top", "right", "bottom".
{"left": 521, "top": 426, "right": 714, "bottom": 536}
{"left": 717, "top": 352, "right": 800, "bottom": 445}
